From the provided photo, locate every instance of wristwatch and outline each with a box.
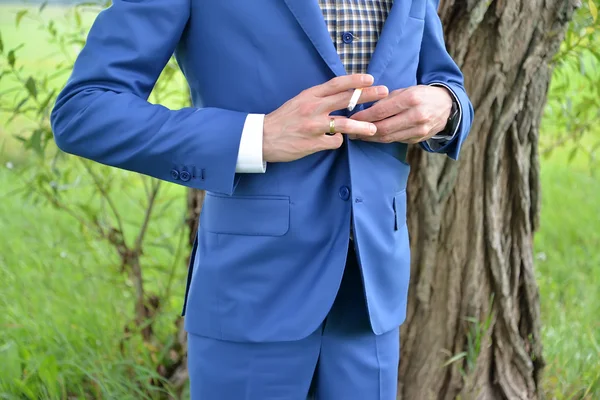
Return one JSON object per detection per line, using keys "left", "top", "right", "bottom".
{"left": 436, "top": 98, "right": 460, "bottom": 138}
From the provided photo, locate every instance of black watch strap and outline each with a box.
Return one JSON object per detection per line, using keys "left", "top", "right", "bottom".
{"left": 441, "top": 99, "right": 460, "bottom": 136}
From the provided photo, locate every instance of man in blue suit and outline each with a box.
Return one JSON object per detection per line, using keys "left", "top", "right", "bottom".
{"left": 51, "top": 0, "right": 473, "bottom": 398}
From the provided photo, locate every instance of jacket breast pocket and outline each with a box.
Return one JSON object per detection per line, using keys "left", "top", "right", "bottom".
{"left": 201, "top": 193, "right": 290, "bottom": 236}
{"left": 409, "top": 0, "right": 426, "bottom": 20}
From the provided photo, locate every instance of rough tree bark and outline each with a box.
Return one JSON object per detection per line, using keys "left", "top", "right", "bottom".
{"left": 399, "top": 1, "right": 578, "bottom": 399}
{"left": 182, "top": 1, "right": 579, "bottom": 399}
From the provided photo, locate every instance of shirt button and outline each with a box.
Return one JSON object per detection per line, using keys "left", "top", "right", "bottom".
{"left": 339, "top": 186, "right": 351, "bottom": 201}
{"left": 180, "top": 170, "right": 191, "bottom": 182}
{"left": 342, "top": 32, "right": 354, "bottom": 44}
{"left": 170, "top": 169, "right": 180, "bottom": 180}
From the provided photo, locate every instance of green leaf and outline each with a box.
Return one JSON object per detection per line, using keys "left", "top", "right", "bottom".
{"left": 590, "top": 0, "right": 598, "bottom": 22}
{"left": 39, "top": 1, "right": 48, "bottom": 13}
{"left": 38, "top": 88, "right": 57, "bottom": 116}
{"left": 0, "top": 31, "right": 3, "bottom": 54}
{"left": 68, "top": 38, "right": 87, "bottom": 47}
{"left": 38, "top": 355, "right": 59, "bottom": 398}
{"left": 47, "top": 20, "right": 56, "bottom": 38}
{"left": 76, "top": 203, "right": 99, "bottom": 222}
{"left": 7, "top": 49, "right": 16, "bottom": 67}
{"left": 9, "top": 380, "right": 37, "bottom": 400}
{"left": 442, "top": 352, "right": 467, "bottom": 367}
{"left": 74, "top": 8, "right": 82, "bottom": 27}
{"left": 15, "top": 10, "right": 28, "bottom": 28}
{"left": 25, "top": 76, "right": 37, "bottom": 99}
{"left": 13, "top": 97, "right": 28, "bottom": 114}
{"left": 29, "top": 129, "right": 44, "bottom": 156}
{"left": 567, "top": 146, "right": 579, "bottom": 163}
{"left": 589, "top": 48, "right": 600, "bottom": 63}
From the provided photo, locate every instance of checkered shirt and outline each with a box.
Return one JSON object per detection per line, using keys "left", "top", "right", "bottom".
{"left": 318, "top": 0, "right": 394, "bottom": 74}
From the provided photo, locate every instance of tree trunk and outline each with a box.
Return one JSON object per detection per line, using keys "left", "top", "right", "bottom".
{"left": 399, "top": 1, "right": 578, "bottom": 399}
{"left": 184, "top": 1, "right": 578, "bottom": 398}
{"left": 186, "top": 189, "right": 206, "bottom": 248}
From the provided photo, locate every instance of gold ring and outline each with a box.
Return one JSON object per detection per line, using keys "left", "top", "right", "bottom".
{"left": 329, "top": 118, "right": 336, "bottom": 135}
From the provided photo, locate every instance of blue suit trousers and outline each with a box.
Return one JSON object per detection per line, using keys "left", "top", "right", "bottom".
{"left": 187, "top": 244, "right": 400, "bottom": 400}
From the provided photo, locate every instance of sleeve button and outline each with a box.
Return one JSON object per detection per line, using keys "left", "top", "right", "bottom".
{"left": 180, "top": 170, "right": 191, "bottom": 182}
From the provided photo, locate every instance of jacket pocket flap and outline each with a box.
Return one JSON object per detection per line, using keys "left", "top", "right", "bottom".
{"left": 202, "top": 193, "right": 290, "bottom": 236}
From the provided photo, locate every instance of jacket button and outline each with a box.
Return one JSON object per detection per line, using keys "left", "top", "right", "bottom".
{"left": 170, "top": 169, "right": 180, "bottom": 180}
{"left": 180, "top": 170, "right": 191, "bottom": 182}
{"left": 339, "top": 186, "right": 351, "bottom": 201}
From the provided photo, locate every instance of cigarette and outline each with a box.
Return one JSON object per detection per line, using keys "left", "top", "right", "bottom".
{"left": 347, "top": 88, "right": 362, "bottom": 112}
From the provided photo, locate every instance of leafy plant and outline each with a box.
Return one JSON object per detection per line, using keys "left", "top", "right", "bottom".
{"left": 0, "top": 2, "right": 192, "bottom": 397}
{"left": 542, "top": 0, "right": 600, "bottom": 168}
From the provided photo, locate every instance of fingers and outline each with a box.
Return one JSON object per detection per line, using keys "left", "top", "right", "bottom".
{"left": 361, "top": 124, "right": 432, "bottom": 144}
{"left": 307, "top": 116, "right": 376, "bottom": 137}
{"left": 323, "top": 85, "right": 389, "bottom": 112}
{"left": 312, "top": 74, "right": 374, "bottom": 97}
{"left": 370, "top": 109, "right": 415, "bottom": 136}
{"left": 328, "top": 116, "right": 377, "bottom": 137}
{"left": 366, "top": 106, "right": 439, "bottom": 138}
{"left": 351, "top": 87, "right": 411, "bottom": 122}
{"left": 350, "top": 97, "right": 398, "bottom": 123}
{"left": 318, "top": 132, "right": 344, "bottom": 150}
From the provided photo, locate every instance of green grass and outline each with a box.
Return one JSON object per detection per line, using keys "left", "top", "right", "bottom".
{"left": 0, "top": 165, "right": 189, "bottom": 399}
{"left": 1, "top": 3, "right": 600, "bottom": 399}
{"left": 535, "top": 148, "right": 600, "bottom": 399}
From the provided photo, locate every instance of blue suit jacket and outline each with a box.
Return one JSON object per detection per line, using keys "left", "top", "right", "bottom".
{"left": 51, "top": 0, "right": 473, "bottom": 342}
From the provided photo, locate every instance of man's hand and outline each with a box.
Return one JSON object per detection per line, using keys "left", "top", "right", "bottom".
{"left": 350, "top": 85, "right": 452, "bottom": 144}
{"left": 263, "top": 74, "right": 389, "bottom": 163}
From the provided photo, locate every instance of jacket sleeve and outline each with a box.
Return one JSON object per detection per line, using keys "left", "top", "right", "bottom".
{"left": 416, "top": 0, "right": 474, "bottom": 160}
{"left": 50, "top": 0, "right": 246, "bottom": 195}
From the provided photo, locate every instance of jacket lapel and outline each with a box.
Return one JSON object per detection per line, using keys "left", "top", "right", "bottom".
{"left": 367, "top": 0, "right": 412, "bottom": 81}
{"left": 282, "top": 0, "right": 346, "bottom": 77}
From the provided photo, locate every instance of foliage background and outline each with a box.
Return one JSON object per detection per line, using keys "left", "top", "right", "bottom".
{"left": 0, "top": 1, "right": 599, "bottom": 399}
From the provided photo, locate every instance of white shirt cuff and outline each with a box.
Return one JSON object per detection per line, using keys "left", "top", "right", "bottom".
{"left": 236, "top": 113, "right": 267, "bottom": 173}
{"left": 427, "top": 82, "right": 462, "bottom": 146}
